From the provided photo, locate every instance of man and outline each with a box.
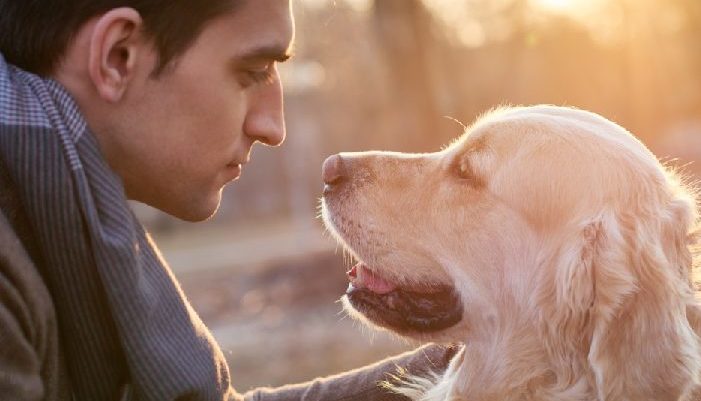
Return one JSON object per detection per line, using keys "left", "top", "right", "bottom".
{"left": 0, "top": 1, "right": 454, "bottom": 400}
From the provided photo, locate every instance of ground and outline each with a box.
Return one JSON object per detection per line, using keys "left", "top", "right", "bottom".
{"left": 154, "top": 219, "right": 412, "bottom": 391}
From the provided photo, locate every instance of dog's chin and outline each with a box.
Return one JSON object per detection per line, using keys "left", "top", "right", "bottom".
{"left": 342, "top": 263, "right": 463, "bottom": 337}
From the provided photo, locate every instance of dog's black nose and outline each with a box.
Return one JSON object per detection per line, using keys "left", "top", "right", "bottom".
{"left": 322, "top": 154, "right": 345, "bottom": 185}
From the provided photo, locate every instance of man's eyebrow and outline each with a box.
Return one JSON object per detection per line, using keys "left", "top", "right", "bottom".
{"left": 238, "top": 45, "right": 295, "bottom": 63}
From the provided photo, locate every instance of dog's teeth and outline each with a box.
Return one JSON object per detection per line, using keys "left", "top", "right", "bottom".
{"left": 346, "top": 266, "right": 358, "bottom": 279}
{"left": 385, "top": 292, "right": 399, "bottom": 310}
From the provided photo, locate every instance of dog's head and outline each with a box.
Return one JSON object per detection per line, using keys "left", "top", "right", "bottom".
{"left": 321, "top": 105, "right": 701, "bottom": 399}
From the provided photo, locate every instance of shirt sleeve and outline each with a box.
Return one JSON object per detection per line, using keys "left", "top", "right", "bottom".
{"left": 241, "top": 343, "right": 459, "bottom": 401}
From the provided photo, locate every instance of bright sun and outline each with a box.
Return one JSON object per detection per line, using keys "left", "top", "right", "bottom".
{"left": 532, "top": 0, "right": 580, "bottom": 12}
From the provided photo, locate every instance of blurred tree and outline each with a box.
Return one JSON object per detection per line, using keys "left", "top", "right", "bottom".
{"left": 371, "top": 0, "right": 450, "bottom": 151}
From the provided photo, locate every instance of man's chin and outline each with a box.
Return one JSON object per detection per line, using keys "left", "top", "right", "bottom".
{"left": 177, "top": 205, "right": 220, "bottom": 222}
{"left": 180, "top": 195, "right": 222, "bottom": 222}
{"left": 139, "top": 190, "right": 223, "bottom": 223}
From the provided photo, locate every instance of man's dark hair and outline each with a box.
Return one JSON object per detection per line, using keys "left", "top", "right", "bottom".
{"left": 0, "top": 0, "right": 238, "bottom": 76}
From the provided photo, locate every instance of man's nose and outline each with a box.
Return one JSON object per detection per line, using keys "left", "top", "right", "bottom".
{"left": 244, "top": 77, "right": 286, "bottom": 146}
{"left": 322, "top": 154, "right": 345, "bottom": 185}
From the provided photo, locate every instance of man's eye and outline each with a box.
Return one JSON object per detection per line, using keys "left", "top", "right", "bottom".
{"left": 245, "top": 63, "right": 276, "bottom": 86}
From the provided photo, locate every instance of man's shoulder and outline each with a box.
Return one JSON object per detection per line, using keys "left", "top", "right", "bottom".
{"left": 0, "top": 189, "right": 70, "bottom": 401}
{"left": 0, "top": 142, "right": 57, "bottom": 323}
{"left": 1, "top": 52, "right": 88, "bottom": 142}
{"left": 0, "top": 54, "right": 54, "bottom": 130}
{"left": 0, "top": 198, "right": 56, "bottom": 339}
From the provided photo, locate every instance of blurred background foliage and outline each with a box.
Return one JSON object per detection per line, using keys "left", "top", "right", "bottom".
{"left": 134, "top": 0, "right": 701, "bottom": 391}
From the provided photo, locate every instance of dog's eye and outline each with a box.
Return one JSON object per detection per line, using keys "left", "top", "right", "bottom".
{"left": 455, "top": 158, "right": 474, "bottom": 180}
{"left": 452, "top": 156, "right": 485, "bottom": 187}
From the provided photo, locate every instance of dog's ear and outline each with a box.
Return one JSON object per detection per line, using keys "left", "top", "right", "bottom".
{"left": 545, "top": 213, "right": 629, "bottom": 369}
{"left": 558, "top": 199, "right": 701, "bottom": 400}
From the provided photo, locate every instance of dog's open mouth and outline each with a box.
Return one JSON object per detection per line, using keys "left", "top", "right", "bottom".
{"left": 345, "top": 262, "right": 463, "bottom": 333}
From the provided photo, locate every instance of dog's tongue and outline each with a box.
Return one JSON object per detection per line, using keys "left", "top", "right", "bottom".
{"left": 347, "top": 263, "right": 397, "bottom": 294}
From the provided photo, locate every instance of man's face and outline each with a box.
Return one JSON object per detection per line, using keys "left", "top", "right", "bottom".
{"left": 104, "top": 0, "right": 294, "bottom": 221}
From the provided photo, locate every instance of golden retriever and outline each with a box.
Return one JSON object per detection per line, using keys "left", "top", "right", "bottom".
{"left": 320, "top": 105, "right": 701, "bottom": 401}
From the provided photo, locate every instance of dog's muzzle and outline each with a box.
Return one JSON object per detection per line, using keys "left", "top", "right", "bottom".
{"left": 345, "top": 274, "right": 463, "bottom": 333}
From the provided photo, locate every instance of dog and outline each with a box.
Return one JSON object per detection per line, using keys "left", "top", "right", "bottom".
{"left": 320, "top": 105, "right": 701, "bottom": 401}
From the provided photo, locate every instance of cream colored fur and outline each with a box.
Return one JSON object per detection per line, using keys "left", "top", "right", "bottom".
{"left": 321, "top": 105, "right": 701, "bottom": 401}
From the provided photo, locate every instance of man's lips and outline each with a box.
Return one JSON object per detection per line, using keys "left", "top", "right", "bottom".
{"left": 225, "top": 162, "right": 242, "bottom": 180}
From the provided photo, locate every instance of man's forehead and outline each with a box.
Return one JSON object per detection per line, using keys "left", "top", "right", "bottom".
{"left": 201, "top": 0, "right": 294, "bottom": 57}
{"left": 230, "top": 0, "right": 294, "bottom": 37}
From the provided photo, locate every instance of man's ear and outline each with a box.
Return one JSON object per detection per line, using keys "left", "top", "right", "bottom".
{"left": 88, "top": 8, "right": 145, "bottom": 103}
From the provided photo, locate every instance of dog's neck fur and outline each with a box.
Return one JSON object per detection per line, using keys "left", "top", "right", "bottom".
{"left": 418, "top": 243, "right": 701, "bottom": 401}
{"left": 423, "top": 246, "right": 596, "bottom": 401}
{"left": 413, "top": 293, "right": 701, "bottom": 401}
{"left": 415, "top": 303, "right": 700, "bottom": 401}
{"left": 435, "top": 303, "right": 596, "bottom": 401}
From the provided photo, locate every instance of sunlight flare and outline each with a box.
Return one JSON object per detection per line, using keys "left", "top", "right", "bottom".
{"left": 531, "top": 0, "right": 582, "bottom": 13}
